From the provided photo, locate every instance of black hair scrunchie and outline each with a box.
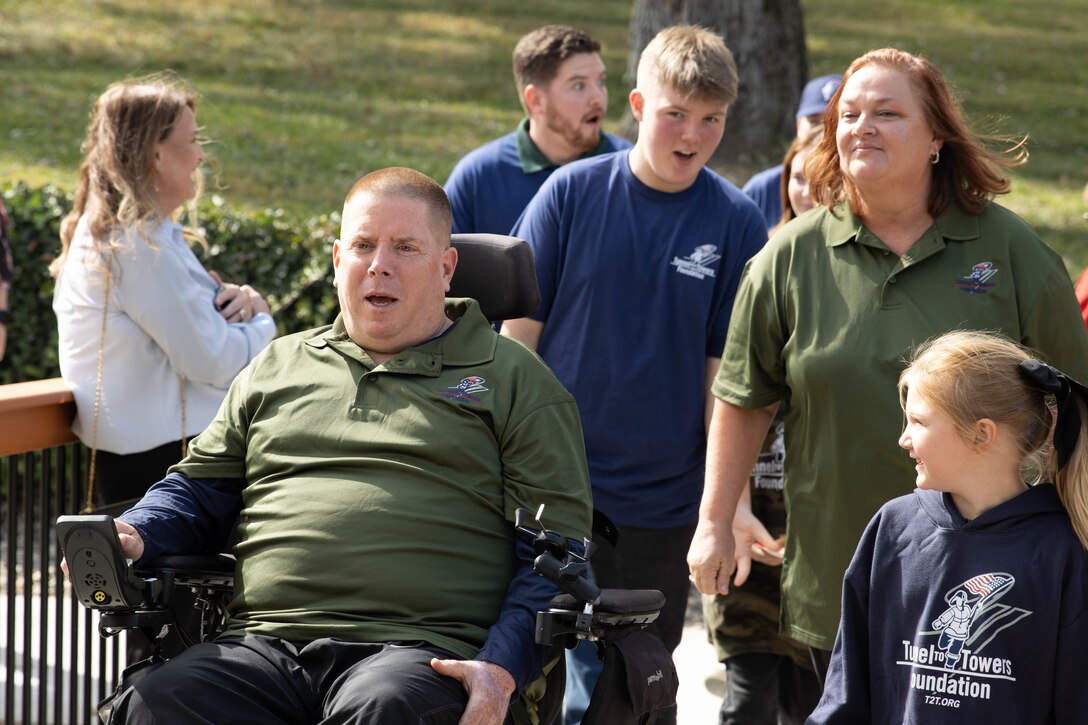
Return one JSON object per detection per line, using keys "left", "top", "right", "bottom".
{"left": 1018, "top": 359, "right": 1088, "bottom": 470}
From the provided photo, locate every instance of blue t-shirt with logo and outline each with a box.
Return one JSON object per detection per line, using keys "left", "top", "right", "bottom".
{"left": 512, "top": 151, "right": 766, "bottom": 527}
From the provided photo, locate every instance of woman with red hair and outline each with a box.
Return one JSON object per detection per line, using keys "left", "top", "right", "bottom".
{"left": 688, "top": 48, "right": 1088, "bottom": 714}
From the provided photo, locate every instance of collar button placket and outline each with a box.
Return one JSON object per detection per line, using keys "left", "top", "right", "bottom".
{"left": 880, "top": 257, "right": 908, "bottom": 309}
{"left": 353, "top": 368, "right": 382, "bottom": 413}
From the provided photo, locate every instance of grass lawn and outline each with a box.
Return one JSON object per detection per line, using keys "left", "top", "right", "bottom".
{"left": 1, "top": 0, "right": 1084, "bottom": 269}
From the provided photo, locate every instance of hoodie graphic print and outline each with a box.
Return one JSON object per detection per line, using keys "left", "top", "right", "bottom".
{"left": 807, "top": 484, "right": 1088, "bottom": 725}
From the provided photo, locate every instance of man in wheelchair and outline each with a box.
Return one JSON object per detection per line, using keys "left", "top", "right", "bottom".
{"left": 92, "top": 167, "right": 593, "bottom": 723}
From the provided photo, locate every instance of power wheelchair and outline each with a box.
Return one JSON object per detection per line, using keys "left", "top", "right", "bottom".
{"left": 57, "top": 234, "right": 678, "bottom": 724}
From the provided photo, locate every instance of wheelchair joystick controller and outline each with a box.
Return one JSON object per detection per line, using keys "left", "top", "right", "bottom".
{"left": 56, "top": 514, "right": 236, "bottom": 652}
{"left": 57, "top": 515, "right": 156, "bottom": 610}
{"left": 515, "top": 507, "right": 678, "bottom": 721}
{"left": 515, "top": 505, "right": 600, "bottom": 608}
{"left": 514, "top": 506, "right": 664, "bottom": 646}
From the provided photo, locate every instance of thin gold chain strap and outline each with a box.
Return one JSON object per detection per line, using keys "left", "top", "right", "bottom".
{"left": 82, "top": 258, "right": 189, "bottom": 514}
{"left": 180, "top": 375, "right": 187, "bottom": 458}
{"left": 83, "top": 256, "right": 112, "bottom": 513}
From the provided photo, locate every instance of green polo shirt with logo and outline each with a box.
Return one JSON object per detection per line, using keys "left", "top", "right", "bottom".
{"left": 715, "top": 201, "right": 1088, "bottom": 650}
{"left": 174, "top": 298, "right": 592, "bottom": 660}
{"left": 514, "top": 117, "right": 615, "bottom": 174}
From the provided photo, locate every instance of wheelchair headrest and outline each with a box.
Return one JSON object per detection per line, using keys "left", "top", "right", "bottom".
{"left": 449, "top": 234, "right": 540, "bottom": 322}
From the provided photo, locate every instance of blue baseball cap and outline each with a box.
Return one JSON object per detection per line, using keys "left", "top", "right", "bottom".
{"left": 796, "top": 74, "right": 843, "bottom": 119}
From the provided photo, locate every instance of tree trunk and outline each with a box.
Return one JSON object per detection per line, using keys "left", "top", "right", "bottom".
{"left": 622, "top": 0, "right": 808, "bottom": 172}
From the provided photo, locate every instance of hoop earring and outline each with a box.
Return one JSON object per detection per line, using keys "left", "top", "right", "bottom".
{"left": 930, "top": 149, "right": 940, "bottom": 165}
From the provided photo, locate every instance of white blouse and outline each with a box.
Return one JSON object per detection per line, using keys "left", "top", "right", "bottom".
{"left": 53, "top": 216, "right": 276, "bottom": 454}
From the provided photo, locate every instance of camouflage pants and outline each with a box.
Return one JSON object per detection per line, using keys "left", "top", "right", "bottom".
{"left": 703, "top": 561, "right": 821, "bottom": 724}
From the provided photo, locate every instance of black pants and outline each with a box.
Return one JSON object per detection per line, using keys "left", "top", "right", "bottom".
{"left": 95, "top": 440, "right": 197, "bottom": 662}
{"left": 719, "top": 652, "right": 822, "bottom": 725}
{"left": 590, "top": 522, "right": 695, "bottom": 656}
{"left": 580, "top": 521, "right": 697, "bottom": 725}
{"left": 94, "top": 439, "right": 187, "bottom": 507}
{"left": 110, "top": 636, "right": 507, "bottom": 724}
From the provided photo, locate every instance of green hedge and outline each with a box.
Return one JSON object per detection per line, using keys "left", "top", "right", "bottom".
{"left": 0, "top": 182, "right": 341, "bottom": 385}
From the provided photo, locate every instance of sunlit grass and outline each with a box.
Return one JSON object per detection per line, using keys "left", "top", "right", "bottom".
{"left": 802, "top": 0, "right": 1087, "bottom": 272}
{"left": 1, "top": 0, "right": 1083, "bottom": 268}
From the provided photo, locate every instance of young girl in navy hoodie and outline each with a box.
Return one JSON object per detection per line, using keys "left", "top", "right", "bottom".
{"left": 808, "top": 330, "right": 1088, "bottom": 724}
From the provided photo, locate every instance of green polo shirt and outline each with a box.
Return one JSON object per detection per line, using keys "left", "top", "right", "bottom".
{"left": 175, "top": 298, "right": 592, "bottom": 660}
{"left": 515, "top": 117, "right": 614, "bottom": 173}
{"left": 716, "top": 202, "right": 1088, "bottom": 650}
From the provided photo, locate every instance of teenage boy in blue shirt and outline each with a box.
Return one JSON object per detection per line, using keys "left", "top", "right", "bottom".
{"left": 503, "top": 25, "right": 766, "bottom": 724}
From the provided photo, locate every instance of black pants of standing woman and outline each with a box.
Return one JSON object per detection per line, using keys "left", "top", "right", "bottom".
{"left": 95, "top": 439, "right": 202, "bottom": 663}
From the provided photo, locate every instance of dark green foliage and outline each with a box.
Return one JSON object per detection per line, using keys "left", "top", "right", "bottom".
{"left": 1, "top": 183, "right": 70, "bottom": 384}
{"left": 0, "top": 183, "right": 340, "bottom": 385}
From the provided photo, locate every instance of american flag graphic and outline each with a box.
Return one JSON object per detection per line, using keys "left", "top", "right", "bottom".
{"left": 963, "top": 573, "right": 1012, "bottom": 598}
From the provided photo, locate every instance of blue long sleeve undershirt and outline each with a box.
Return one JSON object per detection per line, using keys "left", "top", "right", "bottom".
{"left": 121, "top": 471, "right": 576, "bottom": 690}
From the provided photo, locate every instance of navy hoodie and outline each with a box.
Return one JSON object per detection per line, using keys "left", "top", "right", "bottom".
{"left": 808, "top": 484, "right": 1088, "bottom": 724}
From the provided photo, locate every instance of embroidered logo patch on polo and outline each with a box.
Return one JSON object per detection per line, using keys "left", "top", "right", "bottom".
{"left": 954, "top": 262, "right": 998, "bottom": 294}
{"left": 437, "top": 375, "right": 489, "bottom": 403}
{"left": 670, "top": 244, "right": 720, "bottom": 280}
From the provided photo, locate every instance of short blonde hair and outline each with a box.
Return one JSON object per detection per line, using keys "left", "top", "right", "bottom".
{"left": 636, "top": 25, "right": 737, "bottom": 105}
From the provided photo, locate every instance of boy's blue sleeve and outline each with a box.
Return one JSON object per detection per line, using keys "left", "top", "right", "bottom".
{"left": 510, "top": 175, "right": 565, "bottom": 324}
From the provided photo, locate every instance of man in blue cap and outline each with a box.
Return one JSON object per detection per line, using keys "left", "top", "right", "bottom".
{"left": 741, "top": 74, "right": 841, "bottom": 231}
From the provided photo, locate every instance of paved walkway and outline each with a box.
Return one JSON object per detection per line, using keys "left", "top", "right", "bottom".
{"left": 674, "top": 623, "right": 724, "bottom": 722}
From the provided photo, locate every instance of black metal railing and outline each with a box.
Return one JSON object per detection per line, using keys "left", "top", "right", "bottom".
{"left": 1, "top": 380, "right": 122, "bottom": 725}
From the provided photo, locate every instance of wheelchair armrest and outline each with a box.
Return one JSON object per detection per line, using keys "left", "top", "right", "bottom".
{"left": 100, "top": 553, "right": 236, "bottom": 646}
{"left": 551, "top": 588, "right": 665, "bottom": 615}
{"left": 536, "top": 588, "right": 664, "bottom": 645}
{"left": 139, "top": 554, "right": 236, "bottom": 589}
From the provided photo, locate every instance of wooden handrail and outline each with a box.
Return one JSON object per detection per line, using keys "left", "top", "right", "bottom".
{"left": 0, "top": 377, "right": 78, "bottom": 456}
